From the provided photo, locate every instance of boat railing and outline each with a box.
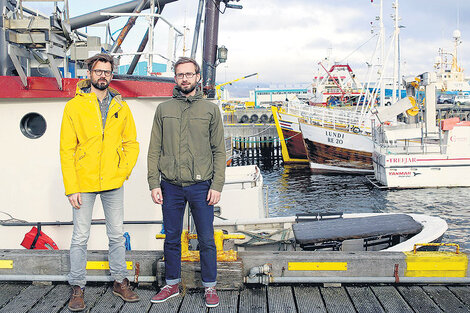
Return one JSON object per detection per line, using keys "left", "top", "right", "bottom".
{"left": 287, "top": 102, "right": 372, "bottom": 133}
{"left": 372, "top": 124, "right": 445, "bottom": 155}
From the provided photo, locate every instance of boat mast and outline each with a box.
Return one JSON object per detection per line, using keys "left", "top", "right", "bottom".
{"left": 379, "top": 0, "right": 385, "bottom": 107}
{"left": 392, "top": 0, "right": 400, "bottom": 104}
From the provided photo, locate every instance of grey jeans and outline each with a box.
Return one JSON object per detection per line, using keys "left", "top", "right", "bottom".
{"left": 68, "top": 187, "right": 127, "bottom": 287}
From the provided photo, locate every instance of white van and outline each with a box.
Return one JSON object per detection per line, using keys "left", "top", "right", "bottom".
{"left": 454, "top": 94, "right": 470, "bottom": 105}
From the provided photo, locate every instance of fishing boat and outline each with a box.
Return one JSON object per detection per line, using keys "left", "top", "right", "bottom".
{"left": 299, "top": 107, "right": 374, "bottom": 174}
{"left": 0, "top": 0, "right": 268, "bottom": 250}
{"left": 434, "top": 30, "right": 470, "bottom": 94}
{"left": 370, "top": 72, "right": 470, "bottom": 188}
{"left": 309, "top": 63, "right": 364, "bottom": 106}
{"left": 271, "top": 63, "right": 366, "bottom": 166}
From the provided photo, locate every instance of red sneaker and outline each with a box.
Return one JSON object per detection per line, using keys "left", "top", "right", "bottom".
{"left": 151, "top": 284, "right": 179, "bottom": 303}
{"left": 204, "top": 287, "right": 219, "bottom": 308}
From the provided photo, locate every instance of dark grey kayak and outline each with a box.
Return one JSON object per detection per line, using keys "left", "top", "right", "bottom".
{"left": 292, "top": 214, "right": 423, "bottom": 246}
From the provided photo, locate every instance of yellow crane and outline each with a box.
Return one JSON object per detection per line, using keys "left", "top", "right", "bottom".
{"left": 215, "top": 72, "right": 258, "bottom": 100}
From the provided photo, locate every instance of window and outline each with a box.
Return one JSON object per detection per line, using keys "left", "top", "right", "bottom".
{"left": 20, "top": 113, "right": 47, "bottom": 139}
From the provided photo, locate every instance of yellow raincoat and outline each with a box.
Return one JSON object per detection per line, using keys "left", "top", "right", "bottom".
{"left": 60, "top": 80, "right": 139, "bottom": 195}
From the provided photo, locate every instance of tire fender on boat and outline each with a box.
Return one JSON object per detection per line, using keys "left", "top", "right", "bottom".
{"left": 352, "top": 126, "right": 361, "bottom": 134}
{"left": 240, "top": 115, "right": 249, "bottom": 123}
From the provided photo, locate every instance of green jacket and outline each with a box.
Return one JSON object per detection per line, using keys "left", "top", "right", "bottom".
{"left": 147, "top": 87, "right": 226, "bottom": 192}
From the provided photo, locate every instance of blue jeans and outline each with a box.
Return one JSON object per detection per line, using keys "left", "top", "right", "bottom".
{"left": 68, "top": 187, "right": 127, "bottom": 288}
{"left": 161, "top": 180, "right": 217, "bottom": 287}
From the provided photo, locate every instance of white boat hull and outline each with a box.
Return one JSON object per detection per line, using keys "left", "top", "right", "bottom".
{"left": 300, "top": 121, "right": 374, "bottom": 174}
{"left": 373, "top": 152, "right": 470, "bottom": 188}
{"left": 0, "top": 97, "right": 265, "bottom": 250}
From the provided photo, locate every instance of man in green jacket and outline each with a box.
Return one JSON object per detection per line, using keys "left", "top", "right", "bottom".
{"left": 148, "top": 57, "right": 225, "bottom": 308}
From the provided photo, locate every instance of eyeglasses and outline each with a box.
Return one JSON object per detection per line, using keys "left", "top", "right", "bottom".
{"left": 93, "top": 69, "right": 112, "bottom": 77}
{"left": 175, "top": 72, "right": 197, "bottom": 79}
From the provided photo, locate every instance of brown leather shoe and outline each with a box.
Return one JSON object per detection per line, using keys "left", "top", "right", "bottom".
{"left": 68, "top": 285, "right": 85, "bottom": 312}
{"left": 113, "top": 278, "right": 140, "bottom": 302}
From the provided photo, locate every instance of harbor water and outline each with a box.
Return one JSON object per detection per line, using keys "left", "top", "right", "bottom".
{"left": 239, "top": 158, "right": 470, "bottom": 252}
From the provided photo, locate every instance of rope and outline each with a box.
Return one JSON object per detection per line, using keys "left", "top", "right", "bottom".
{"left": 0, "top": 211, "right": 27, "bottom": 224}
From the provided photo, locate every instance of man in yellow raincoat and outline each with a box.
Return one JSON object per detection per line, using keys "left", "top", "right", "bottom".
{"left": 60, "top": 53, "right": 140, "bottom": 312}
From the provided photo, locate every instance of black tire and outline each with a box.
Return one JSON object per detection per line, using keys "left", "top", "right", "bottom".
{"left": 240, "top": 115, "right": 249, "bottom": 123}
{"left": 269, "top": 114, "right": 274, "bottom": 123}
{"left": 352, "top": 126, "right": 361, "bottom": 134}
{"left": 259, "top": 114, "right": 269, "bottom": 123}
{"left": 250, "top": 114, "right": 259, "bottom": 123}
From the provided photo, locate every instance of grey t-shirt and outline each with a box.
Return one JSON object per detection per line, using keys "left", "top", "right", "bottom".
{"left": 83, "top": 87, "right": 113, "bottom": 129}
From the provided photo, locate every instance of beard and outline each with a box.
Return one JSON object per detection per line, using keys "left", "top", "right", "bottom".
{"left": 177, "top": 81, "right": 197, "bottom": 95}
{"left": 91, "top": 78, "right": 110, "bottom": 91}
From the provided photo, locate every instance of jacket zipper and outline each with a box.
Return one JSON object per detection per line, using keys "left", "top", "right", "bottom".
{"left": 94, "top": 96, "right": 104, "bottom": 187}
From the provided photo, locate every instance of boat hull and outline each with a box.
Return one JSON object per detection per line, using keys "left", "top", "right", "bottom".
{"left": 271, "top": 106, "right": 308, "bottom": 164}
{"left": 373, "top": 152, "right": 470, "bottom": 188}
{"left": 300, "top": 121, "right": 373, "bottom": 174}
{"left": 0, "top": 91, "right": 265, "bottom": 250}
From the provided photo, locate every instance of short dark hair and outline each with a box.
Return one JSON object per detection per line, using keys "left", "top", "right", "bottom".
{"left": 173, "top": 57, "right": 200, "bottom": 75}
{"left": 85, "top": 53, "right": 114, "bottom": 72}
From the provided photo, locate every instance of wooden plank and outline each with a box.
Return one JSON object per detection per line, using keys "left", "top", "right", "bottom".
{"left": 267, "top": 286, "right": 296, "bottom": 313}
{"left": 448, "top": 286, "right": 470, "bottom": 307}
{"left": 423, "top": 285, "right": 470, "bottom": 313}
{"left": 29, "top": 284, "right": 70, "bottom": 313}
{"left": 320, "top": 286, "right": 356, "bottom": 313}
{"left": 120, "top": 286, "right": 154, "bottom": 313}
{"left": 87, "top": 286, "right": 123, "bottom": 313}
{"left": 209, "top": 290, "right": 238, "bottom": 313}
{"left": 178, "top": 290, "right": 207, "bottom": 313}
{"left": 0, "top": 284, "right": 53, "bottom": 313}
{"left": 370, "top": 285, "right": 414, "bottom": 313}
{"left": 239, "top": 287, "right": 267, "bottom": 313}
{"left": 148, "top": 286, "right": 183, "bottom": 313}
{"left": 59, "top": 285, "right": 108, "bottom": 313}
{"left": 0, "top": 283, "right": 27, "bottom": 308}
{"left": 346, "top": 286, "right": 385, "bottom": 313}
{"left": 293, "top": 286, "right": 327, "bottom": 313}
{"left": 397, "top": 286, "right": 443, "bottom": 313}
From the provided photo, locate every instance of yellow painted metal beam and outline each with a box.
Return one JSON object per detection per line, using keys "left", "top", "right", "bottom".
{"left": 288, "top": 262, "right": 347, "bottom": 271}
{"left": 86, "top": 261, "right": 133, "bottom": 270}
{"left": 0, "top": 260, "right": 13, "bottom": 269}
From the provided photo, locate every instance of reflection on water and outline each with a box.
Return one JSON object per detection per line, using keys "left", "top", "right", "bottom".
{"left": 262, "top": 164, "right": 470, "bottom": 251}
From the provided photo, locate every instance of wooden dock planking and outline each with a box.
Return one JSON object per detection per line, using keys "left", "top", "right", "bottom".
{"left": 209, "top": 290, "right": 238, "bottom": 313}
{"left": 89, "top": 286, "right": 125, "bottom": 313}
{"left": 293, "top": 286, "right": 327, "bottom": 313}
{"left": 346, "top": 286, "right": 385, "bottom": 313}
{"left": 238, "top": 287, "right": 267, "bottom": 313}
{"left": 370, "top": 285, "right": 414, "bottom": 313}
{"left": 267, "top": 286, "right": 296, "bottom": 313}
{"left": 449, "top": 286, "right": 470, "bottom": 307}
{"left": 178, "top": 290, "right": 206, "bottom": 313}
{"left": 0, "top": 283, "right": 27, "bottom": 308}
{"left": 120, "top": 287, "right": 154, "bottom": 313}
{"left": 423, "top": 285, "right": 470, "bottom": 313}
{"left": 30, "top": 283, "right": 69, "bottom": 313}
{"left": 0, "top": 283, "right": 470, "bottom": 312}
{"left": 0, "top": 284, "right": 53, "bottom": 313}
{"left": 397, "top": 285, "right": 443, "bottom": 313}
{"left": 320, "top": 285, "right": 357, "bottom": 313}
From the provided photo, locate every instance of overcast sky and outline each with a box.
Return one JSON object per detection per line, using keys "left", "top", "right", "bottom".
{"left": 28, "top": 0, "right": 470, "bottom": 90}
